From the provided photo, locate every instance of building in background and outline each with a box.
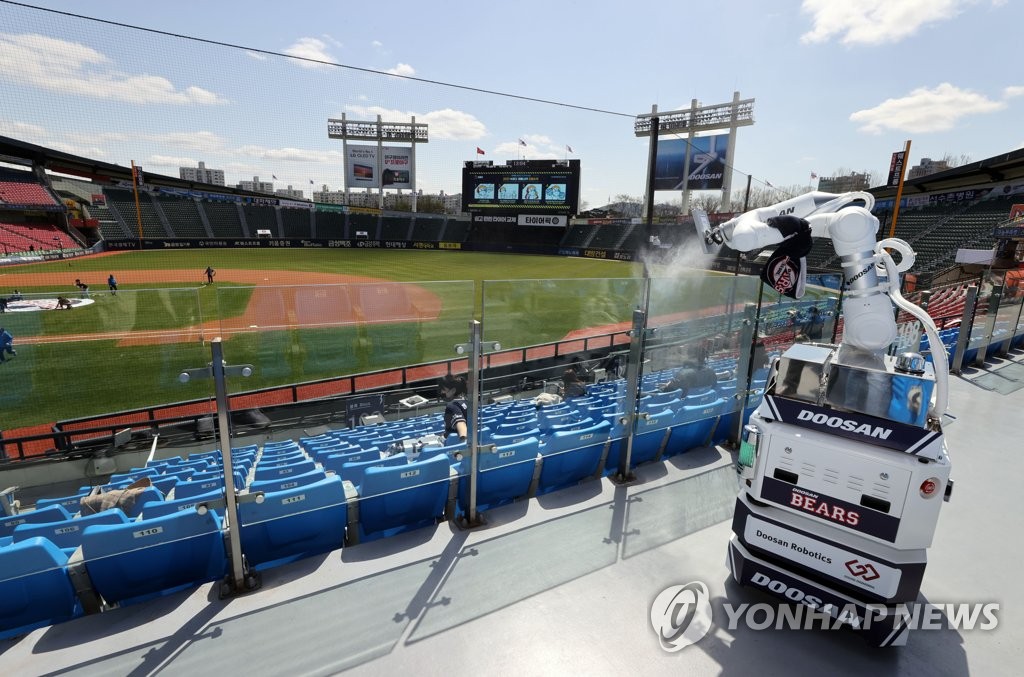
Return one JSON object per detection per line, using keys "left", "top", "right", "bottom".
{"left": 179, "top": 161, "right": 225, "bottom": 186}
{"left": 236, "top": 176, "right": 274, "bottom": 194}
{"left": 908, "top": 158, "right": 952, "bottom": 180}
{"left": 817, "top": 172, "right": 871, "bottom": 193}
{"left": 275, "top": 185, "right": 305, "bottom": 200}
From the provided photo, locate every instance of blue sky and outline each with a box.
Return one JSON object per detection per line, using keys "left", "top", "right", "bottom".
{"left": 0, "top": 0, "right": 1021, "bottom": 209}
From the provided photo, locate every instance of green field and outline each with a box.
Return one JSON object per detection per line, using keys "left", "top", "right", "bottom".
{"left": 2, "top": 249, "right": 683, "bottom": 430}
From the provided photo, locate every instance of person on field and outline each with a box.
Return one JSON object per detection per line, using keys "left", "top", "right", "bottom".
{"left": 205, "top": 266, "right": 216, "bottom": 284}
{"left": 74, "top": 279, "right": 89, "bottom": 298}
{"left": 56, "top": 295, "right": 73, "bottom": 310}
{"left": 108, "top": 274, "right": 118, "bottom": 295}
{"left": 0, "top": 327, "right": 15, "bottom": 363}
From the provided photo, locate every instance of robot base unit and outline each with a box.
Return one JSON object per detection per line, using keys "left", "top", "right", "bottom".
{"left": 729, "top": 343, "right": 952, "bottom": 647}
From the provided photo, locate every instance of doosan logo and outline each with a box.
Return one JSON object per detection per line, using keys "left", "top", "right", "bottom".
{"left": 796, "top": 410, "right": 893, "bottom": 439}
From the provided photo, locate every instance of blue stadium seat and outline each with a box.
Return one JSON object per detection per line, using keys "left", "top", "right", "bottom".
{"left": 0, "top": 537, "right": 82, "bottom": 640}
{"left": 34, "top": 491, "right": 90, "bottom": 514}
{"left": 456, "top": 437, "right": 540, "bottom": 513}
{"left": 174, "top": 477, "right": 229, "bottom": 500}
{"left": 2, "top": 505, "right": 73, "bottom": 539}
{"left": 141, "top": 489, "right": 223, "bottom": 520}
{"left": 13, "top": 509, "right": 130, "bottom": 556}
{"left": 238, "top": 476, "right": 347, "bottom": 570}
{"left": 536, "top": 419, "right": 612, "bottom": 495}
{"left": 320, "top": 448, "right": 382, "bottom": 475}
{"left": 253, "top": 459, "right": 317, "bottom": 482}
{"left": 337, "top": 454, "right": 407, "bottom": 485}
{"left": 81, "top": 509, "right": 227, "bottom": 606}
{"left": 605, "top": 408, "right": 675, "bottom": 470}
{"left": 357, "top": 454, "right": 452, "bottom": 540}
{"left": 249, "top": 468, "right": 327, "bottom": 494}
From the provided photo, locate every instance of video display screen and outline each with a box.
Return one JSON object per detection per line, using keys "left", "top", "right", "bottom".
{"left": 462, "top": 159, "right": 580, "bottom": 216}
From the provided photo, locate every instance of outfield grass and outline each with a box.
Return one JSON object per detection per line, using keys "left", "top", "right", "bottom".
{"left": 0, "top": 250, "right": 655, "bottom": 429}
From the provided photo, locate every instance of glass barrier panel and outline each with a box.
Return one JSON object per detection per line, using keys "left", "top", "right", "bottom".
{"left": 1, "top": 288, "right": 211, "bottom": 434}
{"left": 479, "top": 277, "right": 643, "bottom": 486}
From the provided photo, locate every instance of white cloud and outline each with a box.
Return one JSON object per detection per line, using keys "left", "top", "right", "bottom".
{"left": 0, "top": 118, "right": 47, "bottom": 143}
{"left": 232, "top": 145, "right": 344, "bottom": 163}
{"left": 0, "top": 33, "right": 227, "bottom": 105}
{"left": 245, "top": 51, "right": 267, "bottom": 61}
{"left": 849, "top": 83, "right": 1005, "bottom": 133}
{"left": 385, "top": 63, "right": 415, "bottom": 77}
{"left": 1004, "top": 85, "right": 1024, "bottom": 98}
{"left": 147, "top": 154, "right": 196, "bottom": 168}
{"left": 282, "top": 37, "right": 335, "bottom": 68}
{"left": 371, "top": 40, "right": 383, "bottom": 48}
{"left": 801, "top": 0, "right": 995, "bottom": 46}
{"left": 345, "top": 105, "right": 487, "bottom": 140}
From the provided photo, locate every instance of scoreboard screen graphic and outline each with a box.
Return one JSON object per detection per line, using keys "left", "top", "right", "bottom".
{"left": 462, "top": 159, "right": 580, "bottom": 216}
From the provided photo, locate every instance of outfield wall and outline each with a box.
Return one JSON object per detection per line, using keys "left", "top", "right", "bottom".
{"left": 101, "top": 237, "right": 638, "bottom": 262}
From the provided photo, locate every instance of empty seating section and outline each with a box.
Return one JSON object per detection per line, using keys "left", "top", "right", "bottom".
{"left": 316, "top": 210, "right": 346, "bottom": 238}
{"left": 104, "top": 188, "right": 168, "bottom": 238}
{"left": 380, "top": 216, "right": 412, "bottom": 240}
{"left": 279, "top": 207, "right": 311, "bottom": 238}
{"left": 0, "top": 168, "right": 59, "bottom": 207}
{"left": 205, "top": 201, "right": 245, "bottom": 237}
{"left": 617, "top": 224, "right": 646, "bottom": 251}
{"left": 242, "top": 204, "right": 278, "bottom": 236}
{"left": 588, "top": 224, "right": 630, "bottom": 249}
{"left": 560, "top": 223, "right": 591, "bottom": 247}
{"left": 157, "top": 196, "right": 207, "bottom": 238}
{"left": 0, "top": 222, "right": 78, "bottom": 253}
{"left": 412, "top": 216, "right": 445, "bottom": 241}
{"left": 442, "top": 218, "right": 471, "bottom": 241}
{"left": 88, "top": 204, "right": 130, "bottom": 239}
{"left": 347, "top": 212, "right": 379, "bottom": 238}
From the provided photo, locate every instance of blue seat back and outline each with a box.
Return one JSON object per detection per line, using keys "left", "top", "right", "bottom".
{"left": 253, "top": 459, "right": 316, "bottom": 482}
{"left": 338, "top": 454, "right": 406, "bottom": 485}
{"left": 2, "top": 505, "right": 73, "bottom": 538}
{"left": 358, "top": 454, "right": 451, "bottom": 539}
{"left": 249, "top": 469, "right": 327, "bottom": 494}
{"left": 0, "top": 537, "right": 81, "bottom": 640}
{"left": 81, "top": 509, "right": 226, "bottom": 605}
{"left": 536, "top": 419, "right": 611, "bottom": 494}
{"left": 141, "top": 489, "right": 223, "bottom": 519}
{"left": 13, "top": 509, "right": 130, "bottom": 553}
{"left": 34, "top": 492, "right": 90, "bottom": 514}
{"left": 238, "top": 476, "right": 347, "bottom": 570}
{"left": 457, "top": 437, "right": 539, "bottom": 513}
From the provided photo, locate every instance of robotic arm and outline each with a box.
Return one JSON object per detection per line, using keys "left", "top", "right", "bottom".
{"left": 698, "top": 191, "right": 948, "bottom": 419}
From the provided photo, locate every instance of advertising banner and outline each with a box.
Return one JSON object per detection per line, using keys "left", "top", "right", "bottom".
{"left": 346, "top": 145, "right": 412, "bottom": 189}
{"left": 653, "top": 134, "right": 729, "bottom": 191}
{"left": 886, "top": 151, "right": 906, "bottom": 188}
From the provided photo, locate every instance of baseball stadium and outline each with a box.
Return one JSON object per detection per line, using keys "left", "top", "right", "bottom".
{"left": 2, "top": 2, "right": 1024, "bottom": 675}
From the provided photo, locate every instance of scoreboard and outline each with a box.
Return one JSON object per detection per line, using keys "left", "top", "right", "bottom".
{"left": 462, "top": 159, "right": 580, "bottom": 218}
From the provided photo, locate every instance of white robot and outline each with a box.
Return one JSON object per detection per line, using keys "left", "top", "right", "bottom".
{"left": 697, "top": 191, "right": 953, "bottom": 647}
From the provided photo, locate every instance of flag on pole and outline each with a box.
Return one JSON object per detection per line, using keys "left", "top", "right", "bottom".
{"left": 566, "top": 145, "right": 573, "bottom": 153}
{"left": 272, "top": 174, "right": 278, "bottom": 180}
{"left": 810, "top": 172, "right": 817, "bottom": 180}
{"left": 519, "top": 138, "right": 527, "bottom": 147}
{"left": 476, "top": 147, "right": 485, "bottom": 155}
{"left": 309, "top": 179, "right": 314, "bottom": 185}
